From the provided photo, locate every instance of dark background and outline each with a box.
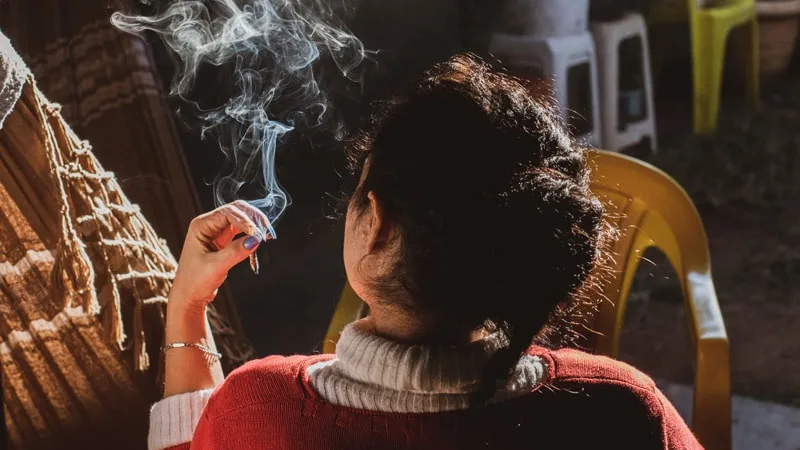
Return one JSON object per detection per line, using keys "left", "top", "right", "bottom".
{"left": 148, "top": 0, "right": 500, "bottom": 356}
{"left": 146, "top": 0, "right": 800, "bottom": 409}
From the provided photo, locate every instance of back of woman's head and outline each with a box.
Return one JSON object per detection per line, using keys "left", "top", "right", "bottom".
{"left": 347, "top": 53, "right": 613, "bottom": 400}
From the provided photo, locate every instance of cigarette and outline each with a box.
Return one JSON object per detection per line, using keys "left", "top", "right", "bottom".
{"left": 249, "top": 253, "right": 260, "bottom": 275}
{"left": 248, "top": 220, "right": 274, "bottom": 275}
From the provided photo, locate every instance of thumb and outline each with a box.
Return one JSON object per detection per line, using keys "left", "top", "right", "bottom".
{"left": 215, "top": 235, "right": 261, "bottom": 271}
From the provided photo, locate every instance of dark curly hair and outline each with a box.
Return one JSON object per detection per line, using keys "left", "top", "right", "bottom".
{"left": 347, "top": 53, "right": 614, "bottom": 404}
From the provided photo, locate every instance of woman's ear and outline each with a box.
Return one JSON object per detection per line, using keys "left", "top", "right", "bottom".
{"left": 366, "top": 191, "right": 392, "bottom": 252}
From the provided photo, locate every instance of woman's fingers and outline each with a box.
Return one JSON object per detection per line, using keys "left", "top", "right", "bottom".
{"left": 191, "top": 202, "right": 270, "bottom": 244}
{"left": 188, "top": 201, "right": 273, "bottom": 271}
{"left": 217, "top": 204, "right": 263, "bottom": 238}
{"left": 214, "top": 233, "right": 261, "bottom": 271}
{"left": 229, "top": 200, "right": 274, "bottom": 240}
{"left": 212, "top": 224, "right": 238, "bottom": 250}
{"left": 210, "top": 201, "right": 272, "bottom": 273}
{"left": 170, "top": 201, "right": 273, "bottom": 308}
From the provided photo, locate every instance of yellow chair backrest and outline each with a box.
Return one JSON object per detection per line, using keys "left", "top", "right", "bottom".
{"left": 588, "top": 151, "right": 730, "bottom": 450}
{"left": 323, "top": 150, "right": 730, "bottom": 450}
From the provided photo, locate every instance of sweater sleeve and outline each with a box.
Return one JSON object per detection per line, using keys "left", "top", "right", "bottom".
{"left": 148, "top": 389, "right": 214, "bottom": 450}
{"left": 653, "top": 387, "right": 704, "bottom": 450}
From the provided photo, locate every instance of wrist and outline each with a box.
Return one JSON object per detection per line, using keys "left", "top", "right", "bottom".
{"left": 167, "top": 298, "right": 207, "bottom": 318}
{"left": 165, "top": 300, "right": 209, "bottom": 342}
{"left": 167, "top": 284, "right": 208, "bottom": 315}
{"left": 167, "top": 277, "right": 218, "bottom": 312}
{"left": 162, "top": 303, "right": 224, "bottom": 397}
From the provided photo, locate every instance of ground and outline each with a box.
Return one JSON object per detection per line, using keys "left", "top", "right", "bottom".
{"left": 619, "top": 78, "right": 800, "bottom": 407}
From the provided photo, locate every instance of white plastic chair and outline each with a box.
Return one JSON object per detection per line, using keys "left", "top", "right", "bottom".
{"left": 490, "top": 32, "right": 602, "bottom": 147}
{"left": 591, "top": 12, "right": 658, "bottom": 153}
{"left": 501, "top": 0, "right": 589, "bottom": 36}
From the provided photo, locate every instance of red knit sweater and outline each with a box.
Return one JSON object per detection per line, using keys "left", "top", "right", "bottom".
{"left": 168, "top": 347, "right": 702, "bottom": 449}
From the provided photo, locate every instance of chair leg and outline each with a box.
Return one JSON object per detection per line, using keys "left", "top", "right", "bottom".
{"left": 690, "top": 23, "right": 728, "bottom": 135}
{"left": 744, "top": 17, "right": 760, "bottom": 111}
{"left": 648, "top": 25, "right": 670, "bottom": 94}
{"left": 693, "top": 338, "right": 733, "bottom": 450}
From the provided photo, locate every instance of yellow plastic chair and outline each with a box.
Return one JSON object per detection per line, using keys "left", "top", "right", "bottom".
{"left": 588, "top": 150, "right": 730, "bottom": 450}
{"left": 323, "top": 150, "right": 730, "bottom": 450}
{"left": 651, "top": 0, "right": 759, "bottom": 134}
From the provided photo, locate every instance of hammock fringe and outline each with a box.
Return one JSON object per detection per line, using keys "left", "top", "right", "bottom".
{"left": 32, "top": 78, "right": 162, "bottom": 370}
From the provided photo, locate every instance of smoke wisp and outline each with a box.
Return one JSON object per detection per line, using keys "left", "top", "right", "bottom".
{"left": 112, "top": 0, "right": 366, "bottom": 237}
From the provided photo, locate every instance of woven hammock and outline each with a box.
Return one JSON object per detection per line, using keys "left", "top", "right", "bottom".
{"left": 0, "top": 31, "right": 252, "bottom": 449}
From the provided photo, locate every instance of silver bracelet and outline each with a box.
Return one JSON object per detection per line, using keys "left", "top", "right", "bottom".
{"left": 162, "top": 342, "right": 222, "bottom": 361}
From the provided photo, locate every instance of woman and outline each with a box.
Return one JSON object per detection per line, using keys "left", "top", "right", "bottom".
{"left": 152, "top": 54, "right": 700, "bottom": 450}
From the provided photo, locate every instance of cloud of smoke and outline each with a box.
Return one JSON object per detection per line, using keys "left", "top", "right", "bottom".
{"left": 112, "top": 0, "right": 366, "bottom": 237}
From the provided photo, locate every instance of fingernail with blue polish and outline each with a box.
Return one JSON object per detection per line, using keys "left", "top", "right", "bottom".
{"left": 244, "top": 236, "right": 259, "bottom": 250}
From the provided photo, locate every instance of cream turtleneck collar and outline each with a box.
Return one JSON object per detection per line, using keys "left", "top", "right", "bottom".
{"left": 307, "top": 319, "right": 548, "bottom": 413}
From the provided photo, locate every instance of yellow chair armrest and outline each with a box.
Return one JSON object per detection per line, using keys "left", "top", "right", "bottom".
{"left": 685, "top": 272, "right": 731, "bottom": 450}
{"left": 323, "top": 283, "right": 364, "bottom": 354}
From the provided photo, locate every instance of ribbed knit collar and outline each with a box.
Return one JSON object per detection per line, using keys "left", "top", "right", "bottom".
{"left": 334, "top": 320, "right": 521, "bottom": 394}
{"left": 308, "top": 320, "right": 548, "bottom": 412}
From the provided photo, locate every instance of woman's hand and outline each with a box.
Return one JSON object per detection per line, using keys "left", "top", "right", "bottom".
{"left": 169, "top": 200, "right": 272, "bottom": 314}
{"left": 162, "top": 201, "right": 271, "bottom": 397}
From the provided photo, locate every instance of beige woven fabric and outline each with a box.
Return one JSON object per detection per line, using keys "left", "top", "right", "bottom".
{"left": 0, "top": 0, "right": 254, "bottom": 371}
{"left": 0, "top": 78, "right": 155, "bottom": 450}
{"left": 0, "top": 33, "right": 250, "bottom": 449}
